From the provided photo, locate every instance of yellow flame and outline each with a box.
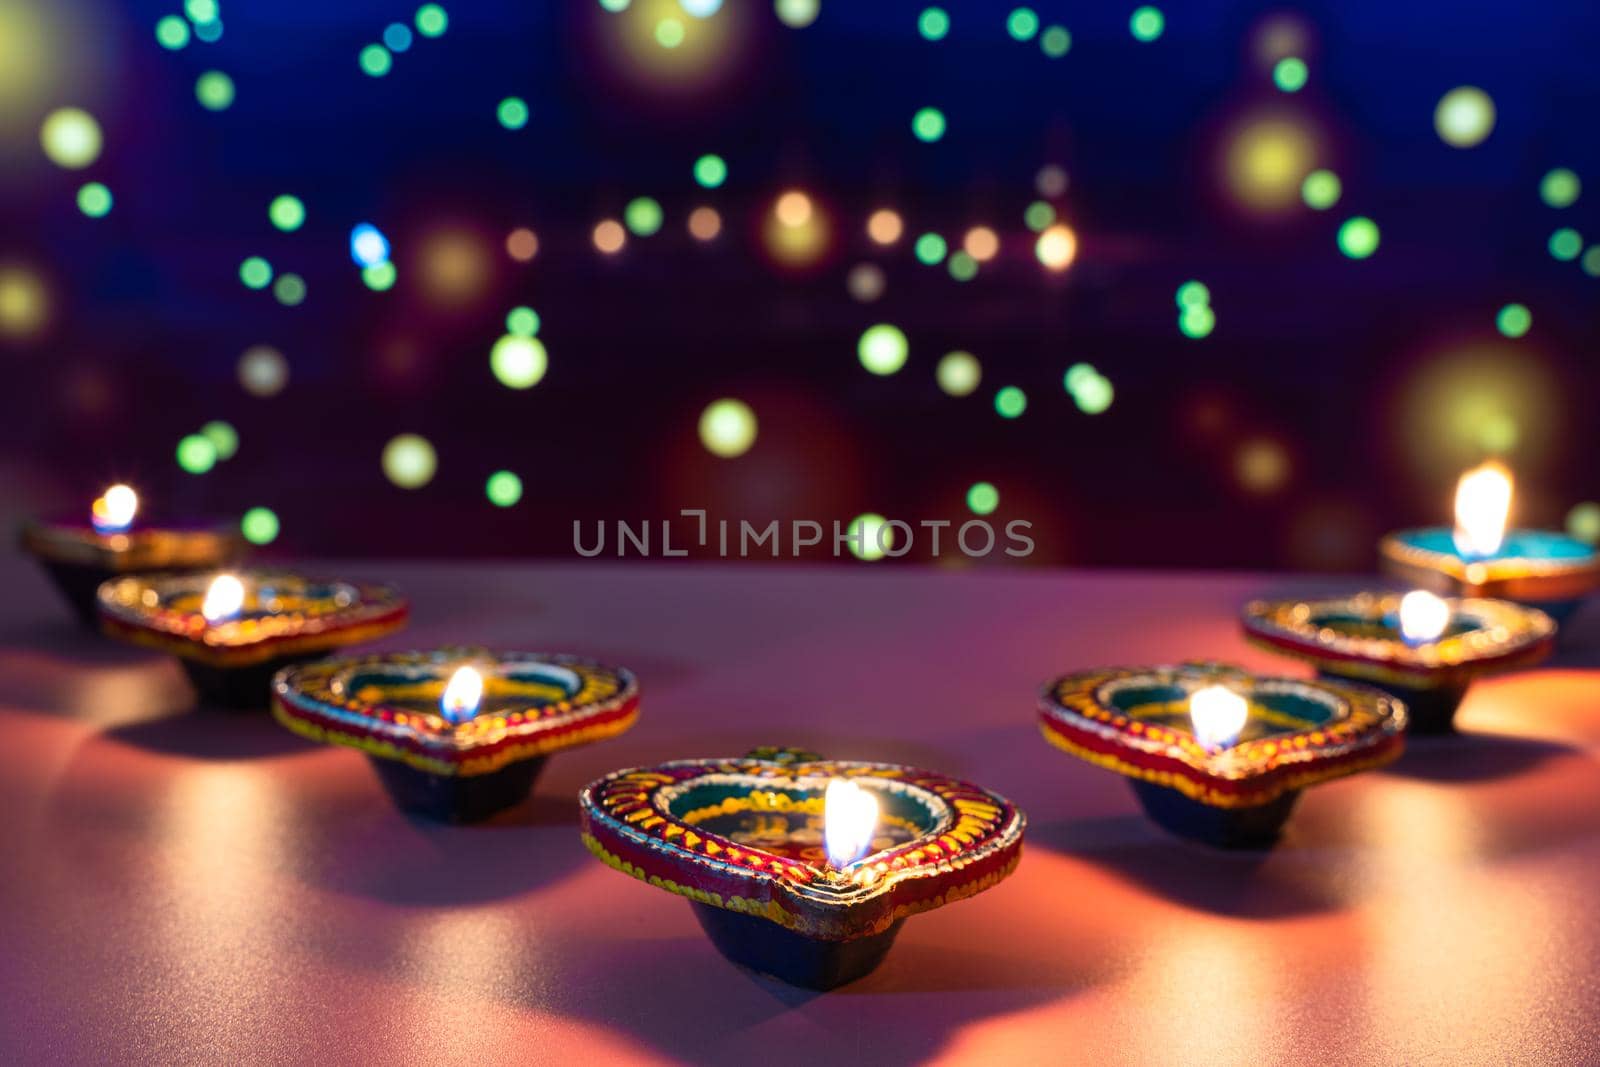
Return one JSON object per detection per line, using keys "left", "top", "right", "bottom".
{"left": 823, "top": 777, "right": 879, "bottom": 869}
{"left": 91, "top": 483, "right": 138, "bottom": 532}
{"left": 201, "top": 574, "right": 245, "bottom": 623}
{"left": 441, "top": 666, "right": 485, "bottom": 722}
{"left": 1452, "top": 460, "right": 1512, "bottom": 558}
{"left": 1189, "top": 685, "right": 1249, "bottom": 751}
{"left": 1398, "top": 590, "right": 1451, "bottom": 644}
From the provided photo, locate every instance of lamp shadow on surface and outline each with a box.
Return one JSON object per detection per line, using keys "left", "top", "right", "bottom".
{"left": 1383, "top": 731, "right": 1582, "bottom": 783}
{"left": 102, "top": 707, "right": 316, "bottom": 761}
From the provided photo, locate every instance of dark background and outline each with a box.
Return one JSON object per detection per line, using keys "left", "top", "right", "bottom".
{"left": 2, "top": 0, "right": 1596, "bottom": 567}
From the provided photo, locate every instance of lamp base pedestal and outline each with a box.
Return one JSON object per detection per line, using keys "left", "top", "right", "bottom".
{"left": 690, "top": 902, "right": 904, "bottom": 990}
{"left": 1316, "top": 670, "right": 1466, "bottom": 735}
{"left": 368, "top": 756, "right": 546, "bottom": 824}
{"left": 1130, "top": 779, "right": 1299, "bottom": 849}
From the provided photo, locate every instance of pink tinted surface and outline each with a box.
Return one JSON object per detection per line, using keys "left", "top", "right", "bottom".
{"left": 2, "top": 558, "right": 1599, "bottom": 1066}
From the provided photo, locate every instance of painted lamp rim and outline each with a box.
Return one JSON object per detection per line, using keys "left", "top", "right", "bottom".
{"left": 1379, "top": 528, "right": 1600, "bottom": 602}
{"left": 21, "top": 515, "right": 243, "bottom": 570}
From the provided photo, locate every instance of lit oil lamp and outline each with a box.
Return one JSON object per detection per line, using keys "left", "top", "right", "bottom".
{"left": 1241, "top": 590, "right": 1555, "bottom": 734}
{"left": 1039, "top": 664, "right": 1405, "bottom": 848}
{"left": 1380, "top": 461, "right": 1600, "bottom": 624}
{"left": 579, "top": 748, "right": 1024, "bottom": 989}
{"left": 97, "top": 570, "right": 408, "bottom": 710}
{"left": 273, "top": 648, "right": 639, "bottom": 823}
{"left": 19, "top": 484, "right": 243, "bottom": 627}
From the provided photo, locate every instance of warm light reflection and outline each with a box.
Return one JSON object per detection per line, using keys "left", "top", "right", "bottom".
{"left": 201, "top": 574, "right": 245, "bottom": 624}
{"left": 1398, "top": 590, "right": 1451, "bottom": 645}
{"left": 441, "top": 666, "right": 485, "bottom": 723}
{"left": 1453, "top": 461, "right": 1512, "bottom": 559}
{"left": 823, "top": 777, "right": 879, "bottom": 869}
{"left": 1035, "top": 224, "right": 1078, "bottom": 271}
{"left": 91, "top": 484, "right": 138, "bottom": 533}
{"left": 774, "top": 190, "right": 813, "bottom": 228}
{"left": 1189, "top": 685, "right": 1249, "bottom": 751}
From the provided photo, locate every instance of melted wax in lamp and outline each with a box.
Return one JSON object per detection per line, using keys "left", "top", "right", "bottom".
{"left": 440, "top": 665, "right": 484, "bottom": 724}
{"left": 91, "top": 484, "right": 138, "bottom": 535}
{"left": 1189, "top": 684, "right": 1249, "bottom": 751}
{"left": 201, "top": 574, "right": 245, "bottom": 623}
{"left": 1453, "top": 461, "right": 1512, "bottom": 560}
{"left": 1398, "top": 589, "right": 1452, "bottom": 645}
{"left": 823, "top": 777, "right": 879, "bottom": 870}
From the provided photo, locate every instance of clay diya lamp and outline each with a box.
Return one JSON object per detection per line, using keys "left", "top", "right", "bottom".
{"left": 97, "top": 570, "right": 408, "bottom": 710}
{"left": 1380, "top": 461, "right": 1599, "bottom": 625}
{"left": 579, "top": 748, "right": 1025, "bottom": 990}
{"left": 19, "top": 484, "right": 243, "bottom": 627}
{"left": 1038, "top": 663, "right": 1405, "bottom": 848}
{"left": 1241, "top": 590, "right": 1556, "bottom": 734}
{"left": 273, "top": 648, "right": 639, "bottom": 823}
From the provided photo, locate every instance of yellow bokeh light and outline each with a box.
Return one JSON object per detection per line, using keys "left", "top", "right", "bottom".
{"left": 1034, "top": 224, "right": 1078, "bottom": 271}
{"left": 1221, "top": 113, "right": 1320, "bottom": 215}
{"left": 1236, "top": 438, "right": 1290, "bottom": 493}
{"left": 414, "top": 226, "right": 493, "bottom": 310}
{"left": 867, "top": 209, "right": 903, "bottom": 245}
{"left": 0, "top": 265, "right": 49, "bottom": 338}
{"left": 698, "top": 398, "right": 758, "bottom": 458}
{"left": 39, "top": 107, "right": 102, "bottom": 169}
{"left": 1434, "top": 86, "right": 1495, "bottom": 149}
{"left": 593, "top": 218, "right": 626, "bottom": 254}
{"left": 687, "top": 205, "right": 722, "bottom": 240}
{"left": 963, "top": 226, "right": 999, "bottom": 262}
{"left": 596, "top": 0, "right": 741, "bottom": 91}
{"left": 763, "top": 193, "right": 829, "bottom": 268}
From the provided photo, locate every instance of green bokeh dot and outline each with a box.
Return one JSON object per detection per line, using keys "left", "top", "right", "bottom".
{"left": 1175, "top": 280, "right": 1210, "bottom": 308}
{"left": 967, "top": 482, "right": 999, "bottom": 515}
{"left": 1496, "top": 303, "right": 1531, "bottom": 339}
{"left": 918, "top": 7, "right": 949, "bottom": 40}
{"left": 273, "top": 273, "right": 307, "bottom": 306}
{"left": 1006, "top": 8, "right": 1038, "bottom": 41}
{"left": 625, "top": 196, "right": 663, "bottom": 236}
{"left": 240, "top": 507, "right": 280, "bottom": 545}
{"left": 1582, "top": 246, "right": 1600, "bottom": 278}
{"left": 362, "top": 262, "right": 397, "bottom": 290}
{"left": 1024, "top": 201, "right": 1055, "bottom": 232}
{"left": 506, "top": 306, "right": 541, "bottom": 336}
{"left": 1273, "top": 57, "right": 1308, "bottom": 92}
{"left": 176, "top": 434, "right": 217, "bottom": 475}
{"left": 1130, "top": 6, "right": 1164, "bottom": 41}
{"left": 858, "top": 323, "right": 909, "bottom": 376}
{"left": 195, "top": 70, "right": 235, "bottom": 110}
{"left": 155, "top": 15, "right": 190, "bottom": 49}
{"left": 269, "top": 195, "right": 305, "bottom": 232}
{"left": 911, "top": 107, "right": 946, "bottom": 143}
{"left": 948, "top": 250, "right": 978, "bottom": 281}
{"left": 415, "top": 4, "right": 449, "bottom": 36}
{"left": 486, "top": 470, "right": 523, "bottom": 508}
{"left": 1538, "top": 168, "right": 1580, "bottom": 209}
{"left": 1301, "top": 169, "right": 1341, "bottom": 210}
{"left": 77, "top": 182, "right": 112, "bottom": 218}
{"left": 1549, "top": 227, "right": 1582, "bottom": 261}
{"left": 1040, "top": 25, "right": 1071, "bottom": 57}
{"left": 201, "top": 419, "right": 238, "bottom": 460}
{"left": 1180, "top": 305, "right": 1216, "bottom": 338}
{"left": 994, "top": 385, "right": 1027, "bottom": 418}
{"left": 359, "top": 44, "right": 393, "bottom": 77}
{"left": 1338, "top": 216, "right": 1381, "bottom": 259}
{"left": 497, "top": 97, "right": 529, "bottom": 130}
{"left": 914, "top": 232, "right": 947, "bottom": 265}
{"left": 693, "top": 153, "right": 727, "bottom": 188}
{"left": 240, "top": 257, "right": 273, "bottom": 289}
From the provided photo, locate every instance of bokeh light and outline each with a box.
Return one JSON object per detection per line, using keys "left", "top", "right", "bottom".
{"left": 185, "top": 0, "right": 217, "bottom": 21}
{"left": 1583, "top": 247, "right": 1600, "bottom": 277}
{"left": 858, "top": 323, "right": 908, "bottom": 375}
{"left": 936, "top": 351, "right": 981, "bottom": 396}
{"left": 688, "top": 205, "right": 722, "bottom": 240}
{"left": 269, "top": 195, "right": 305, "bottom": 232}
{"left": 1548, "top": 227, "right": 1581, "bottom": 261}
{"left": 1301, "top": 168, "right": 1341, "bottom": 210}
{"left": 506, "top": 227, "right": 539, "bottom": 261}
{"left": 238, "top": 345, "right": 288, "bottom": 396}
{"left": 698, "top": 398, "right": 758, "bottom": 457}
{"left": 1176, "top": 280, "right": 1210, "bottom": 308}
{"left": 1222, "top": 114, "right": 1319, "bottom": 215}
{"left": 1006, "top": 8, "right": 1038, "bottom": 41}
{"left": 681, "top": 0, "right": 723, "bottom": 17}
{"left": 847, "top": 513, "right": 893, "bottom": 561}
{"left": 764, "top": 190, "right": 829, "bottom": 267}
{"left": 1539, "top": 168, "right": 1580, "bottom": 209}
{"left": 1273, "top": 57, "right": 1308, "bottom": 92}
{"left": 383, "top": 23, "right": 414, "bottom": 51}
{"left": 1179, "top": 304, "right": 1215, "bottom": 338}
{"left": 201, "top": 419, "right": 238, "bottom": 460}
{"left": 694, "top": 153, "right": 727, "bottom": 188}
{"left": 918, "top": 7, "right": 949, "bottom": 41}
{"left": 594, "top": 219, "right": 626, "bottom": 253}
{"left": 490, "top": 334, "right": 549, "bottom": 389}
{"left": 176, "top": 433, "right": 217, "bottom": 475}
{"left": 994, "top": 385, "right": 1027, "bottom": 418}
{"left": 846, "top": 262, "right": 885, "bottom": 302}
{"left": 76, "top": 182, "right": 112, "bottom": 218}
{"left": 1034, "top": 224, "right": 1077, "bottom": 271}
{"left": 1338, "top": 216, "right": 1380, "bottom": 259}
{"left": 350, "top": 223, "right": 391, "bottom": 267}
{"left": 947, "top": 250, "right": 978, "bottom": 281}
{"left": 194, "top": 19, "right": 222, "bottom": 43}
{"left": 911, "top": 107, "right": 946, "bottom": 143}
{"left": 1035, "top": 164, "right": 1068, "bottom": 198}
{"left": 1236, "top": 438, "right": 1290, "bottom": 493}
{"left": 39, "top": 108, "right": 102, "bottom": 169}
{"left": 497, "top": 97, "right": 529, "bottom": 129}
{"left": 239, "top": 256, "right": 273, "bottom": 289}
{"left": 1496, "top": 303, "right": 1531, "bottom": 339}
{"left": 415, "top": 226, "right": 492, "bottom": 308}
{"left": 240, "top": 507, "right": 279, "bottom": 545}
{"left": 1071, "top": 372, "right": 1114, "bottom": 414}
{"left": 416, "top": 4, "right": 449, "bottom": 36}
{"left": 963, "top": 226, "right": 999, "bottom": 262}
{"left": 1567, "top": 502, "right": 1600, "bottom": 545}
{"left": 775, "top": 190, "right": 812, "bottom": 227}
{"left": 155, "top": 15, "right": 190, "bottom": 49}
{"left": 774, "top": 0, "right": 819, "bottom": 29}
{"left": 625, "top": 196, "right": 664, "bottom": 236}
{"left": 359, "top": 44, "right": 393, "bottom": 77}
{"left": 273, "top": 273, "right": 306, "bottom": 306}
{"left": 867, "top": 209, "right": 903, "bottom": 245}
{"left": 967, "top": 482, "right": 999, "bottom": 516}
{"left": 914, "top": 232, "right": 947, "bottom": 265}
{"left": 0, "top": 267, "right": 49, "bottom": 339}
{"left": 362, "top": 262, "right": 398, "bottom": 290}
{"left": 1024, "top": 201, "right": 1055, "bottom": 231}
{"left": 1129, "top": 6, "right": 1164, "bottom": 42}
{"left": 382, "top": 433, "right": 437, "bottom": 489}
{"left": 1434, "top": 86, "right": 1495, "bottom": 148}
{"left": 655, "top": 15, "right": 687, "bottom": 47}
{"left": 486, "top": 470, "right": 523, "bottom": 507}
{"left": 1040, "top": 26, "right": 1070, "bottom": 58}
{"left": 506, "top": 306, "right": 540, "bottom": 336}
{"left": 195, "top": 71, "right": 235, "bottom": 110}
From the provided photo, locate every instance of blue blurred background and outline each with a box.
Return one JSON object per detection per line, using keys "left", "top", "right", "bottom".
{"left": 2, "top": 0, "right": 1597, "bottom": 566}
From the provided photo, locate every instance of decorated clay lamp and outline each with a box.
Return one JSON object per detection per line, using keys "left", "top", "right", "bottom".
{"left": 1380, "top": 461, "right": 1599, "bottom": 624}
{"left": 579, "top": 748, "right": 1025, "bottom": 990}
{"left": 19, "top": 485, "right": 243, "bottom": 627}
{"left": 1038, "top": 664, "right": 1405, "bottom": 848}
{"left": 1241, "top": 590, "right": 1556, "bottom": 734}
{"left": 273, "top": 648, "right": 639, "bottom": 823}
{"left": 97, "top": 570, "right": 408, "bottom": 710}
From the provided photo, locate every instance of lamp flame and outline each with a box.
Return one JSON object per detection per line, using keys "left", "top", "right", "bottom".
{"left": 1452, "top": 461, "right": 1512, "bottom": 559}
{"left": 823, "top": 777, "right": 879, "bottom": 870}
{"left": 1398, "top": 590, "right": 1452, "bottom": 645}
{"left": 200, "top": 574, "right": 245, "bottom": 624}
{"left": 1189, "top": 685, "right": 1249, "bottom": 751}
{"left": 441, "top": 666, "right": 484, "bottom": 723}
{"left": 91, "top": 484, "right": 138, "bottom": 534}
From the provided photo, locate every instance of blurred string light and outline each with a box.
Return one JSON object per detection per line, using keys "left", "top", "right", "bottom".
{"left": 240, "top": 507, "right": 279, "bottom": 545}
{"left": 775, "top": 191, "right": 811, "bottom": 226}
{"left": 655, "top": 16, "right": 686, "bottom": 47}
{"left": 1539, "top": 168, "right": 1580, "bottom": 209}
{"left": 911, "top": 106, "right": 946, "bottom": 143}
{"left": 506, "top": 306, "right": 540, "bottom": 336}
{"left": 1338, "top": 216, "right": 1380, "bottom": 259}
{"left": 1583, "top": 247, "right": 1600, "bottom": 277}
{"left": 1180, "top": 304, "right": 1215, "bottom": 338}
{"left": 1548, "top": 227, "right": 1581, "bottom": 261}
{"left": 764, "top": 190, "right": 828, "bottom": 267}
{"left": 176, "top": 433, "right": 217, "bottom": 475}
{"left": 698, "top": 398, "right": 758, "bottom": 457}
{"left": 1395, "top": 341, "right": 1560, "bottom": 476}
{"left": 1496, "top": 303, "right": 1531, "bottom": 339}
{"left": 506, "top": 228, "right": 539, "bottom": 260}
{"left": 994, "top": 385, "right": 1027, "bottom": 418}
{"left": 273, "top": 273, "right": 306, "bottom": 306}
{"left": 1236, "top": 438, "right": 1290, "bottom": 493}
{"left": 269, "top": 195, "right": 305, "bottom": 232}
{"left": 1040, "top": 25, "right": 1070, "bottom": 58}
{"left": 195, "top": 70, "right": 234, "bottom": 110}
{"left": 1035, "top": 164, "right": 1068, "bottom": 197}
{"left": 917, "top": 7, "right": 948, "bottom": 40}
{"left": 967, "top": 482, "right": 999, "bottom": 516}
{"left": 490, "top": 334, "right": 548, "bottom": 388}
{"left": 39, "top": 108, "right": 102, "bottom": 169}
{"left": 963, "top": 226, "right": 999, "bottom": 261}
{"left": 1434, "top": 86, "right": 1495, "bottom": 148}
{"left": 847, "top": 263, "right": 885, "bottom": 302}
{"left": 774, "top": 0, "right": 819, "bottom": 29}
{"left": 77, "top": 182, "right": 112, "bottom": 218}
{"left": 625, "top": 196, "right": 664, "bottom": 236}
{"left": 914, "top": 232, "right": 947, "bottom": 264}
{"left": 194, "top": 19, "right": 222, "bottom": 42}
{"left": 1064, "top": 362, "right": 1113, "bottom": 413}
{"left": 1301, "top": 168, "right": 1341, "bottom": 210}
{"left": 599, "top": 0, "right": 630, "bottom": 10}
{"left": 1273, "top": 57, "right": 1307, "bottom": 92}
{"left": 239, "top": 256, "right": 273, "bottom": 289}
{"left": 1176, "top": 280, "right": 1209, "bottom": 308}
{"left": 383, "top": 434, "right": 437, "bottom": 489}
{"left": 201, "top": 419, "right": 238, "bottom": 460}
{"left": 1129, "top": 6, "right": 1164, "bottom": 41}
{"left": 359, "top": 44, "right": 393, "bottom": 77}
{"left": 185, "top": 0, "right": 217, "bottom": 21}
{"left": 687, "top": 206, "right": 721, "bottom": 240}
{"left": 0, "top": 267, "right": 49, "bottom": 339}
{"left": 680, "top": 0, "right": 723, "bottom": 16}
{"left": 936, "top": 351, "right": 980, "bottom": 396}
{"left": 1223, "top": 114, "right": 1319, "bottom": 215}
{"left": 497, "top": 97, "right": 529, "bottom": 129}
{"left": 1568, "top": 502, "right": 1600, "bottom": 545}
{"left": 593, "top": 219, "right": 626, "bottom": 253}
{"left": 858, "top": 323, "right": 908, "bottom": 375}
{"left": 947, "top": 250, "right": 978, "bottom": 281}
{"left": 416, "top": 4, "right": 448, "bottom": 36}
{"left": 1024, "top": 201, "right": 1055, "bottom": 231}
{"left": 847, "top": 513, "right": 892, "bottom": 561}
{"left": 693, "top": 153, "right": 727, "bottom": 188}
{"left": 383, "top": 23, "right": 414, "bottom": 51}
{"left": 362, "top": 262, "right": 397, "bottom": 290}
{"left": 350, "top": 223, "right": 391, "bottom": 267}
{"left": 155, "top": 15, "right": 190, "bottom": 49}
{"left": 1035, "top": 223, "right": 1077, "bottom": 271}
{"left": 1006, "top": 8, "right": 1038, "bottom": 41}
{"left": 867, "top": 209, "right": 903, "bottom": 245}
{"left": 238, "top": 345, "right": 288, "bottom": 396}
{"left": 486, "top": 470, "right": 523, "bottom": 507}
